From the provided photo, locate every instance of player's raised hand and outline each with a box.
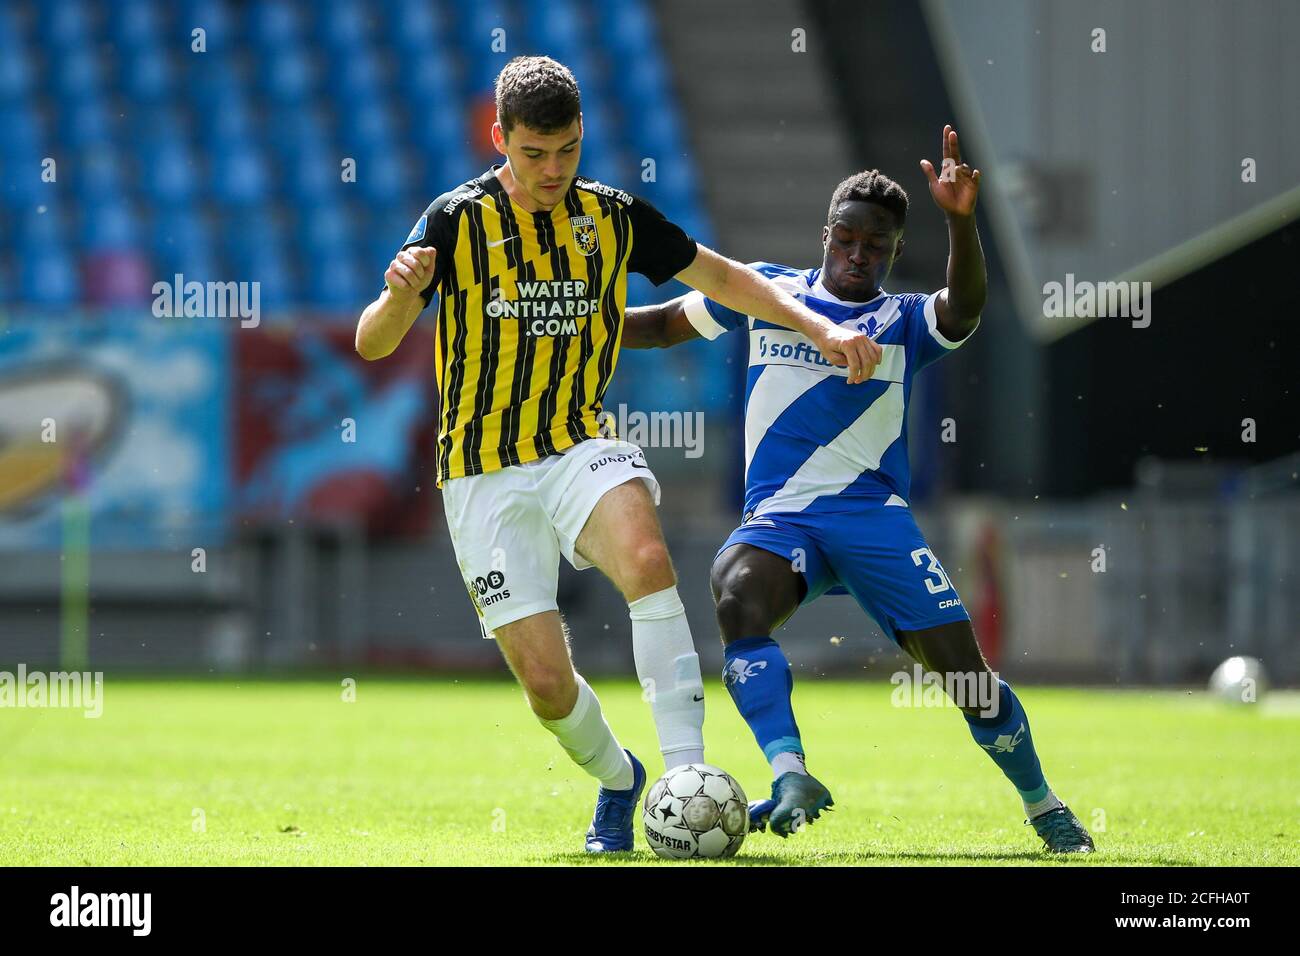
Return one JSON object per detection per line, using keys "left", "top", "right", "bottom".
{"left": 385, "top": 246, "right": 438, "bottom": 299}
{"left": 812, "top": 322, "right": 882, "bottom": 385}
{"left": 920, "top": 125, "right": 981, "bottom": 218}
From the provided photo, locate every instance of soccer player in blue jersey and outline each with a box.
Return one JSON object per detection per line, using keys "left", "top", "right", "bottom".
{"left": 622, "top": 127, "right": 1094, "bottom": 853}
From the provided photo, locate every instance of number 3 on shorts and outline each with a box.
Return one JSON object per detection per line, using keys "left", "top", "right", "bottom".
{"left": 910, "top": 547, "right": 952, "bottom": 594}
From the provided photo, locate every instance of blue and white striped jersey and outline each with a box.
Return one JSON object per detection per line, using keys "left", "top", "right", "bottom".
{"left": 682, "top": 262, "right": 976, "bottom": 520}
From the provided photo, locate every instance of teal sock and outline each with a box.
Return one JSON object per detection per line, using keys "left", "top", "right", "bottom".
{"left": 722, "top": 637, "right": 803, "bottom": 772}
{"left": 963, "top": 680, "right": 1053, "bottom": 808}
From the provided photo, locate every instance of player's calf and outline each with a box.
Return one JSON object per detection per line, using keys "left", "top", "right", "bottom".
{"left": 711, "top": 544, "right": 831, "bottom": 829}
{"left": 496, "top": 613, "right": 637, "bottom": 796}
{"left": 577, "top": 478, "right": 706, "bottom": 769}
{"left": 901, "top": 622, "right": 1091, "bottom": 848}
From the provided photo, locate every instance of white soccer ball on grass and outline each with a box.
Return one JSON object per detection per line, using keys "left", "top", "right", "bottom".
{"left": 642, "top": 764, "right": 748, "bottom": 859}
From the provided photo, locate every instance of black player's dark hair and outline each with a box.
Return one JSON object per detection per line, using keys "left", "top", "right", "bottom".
{"left": 827, "top": 170, "right": 909, "bottom": 228}
{"left": 495, "top": 56, "right": 581, "bottom": 136}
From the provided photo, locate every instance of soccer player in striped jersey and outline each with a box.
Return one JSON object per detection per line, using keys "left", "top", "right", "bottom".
{"left": 622, "top": 127, "right": 1095, "bottom": 853}
{"left": 354, "top": 56, "right": 879, "bottom": 853}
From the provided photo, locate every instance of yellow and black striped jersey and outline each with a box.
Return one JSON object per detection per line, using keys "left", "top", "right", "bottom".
{"left": 396, "top": 165, "right": 697, "bottom": 485}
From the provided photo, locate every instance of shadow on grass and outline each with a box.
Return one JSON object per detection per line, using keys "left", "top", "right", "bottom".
{"left": 533, "top": 846, "right": 1193, "bottom": 866}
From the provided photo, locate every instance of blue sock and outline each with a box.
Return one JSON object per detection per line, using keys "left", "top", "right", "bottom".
{"left": 722, "top": 637, "right": 803, "bottom": 764}
{"left": 963, "top": 679, "right": 1051, "bottom": 805}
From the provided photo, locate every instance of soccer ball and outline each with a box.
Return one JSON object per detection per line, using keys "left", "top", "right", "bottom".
{"left": 642, "top": 763, "right": 748, "bottom": 859}
{"left": 1208, "top": 655, "right": 1267, "bottom": 705}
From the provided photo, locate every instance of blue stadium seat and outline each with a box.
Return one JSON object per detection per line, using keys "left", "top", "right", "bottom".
{"left": 283, "top": 151, "right": 343, "bottom": 206}
{"left": 265, "top": 103, "right": 331, "bottom": 160}
{"left": 0, "top": 104, "right": 44, "bottom": 157}
{"left": 42, "top": 0, "right": 96, "bottom": 51}
{"left": 15, "top": 204, "right": 68, "bottom": 248}
{"left": 179, "top": 0, "right": 235, "bottom": 54}
{"left": 454, "top": 0, "right": 510, "bottom": 54}
{"left": 145, "top": 142, "right": 203, "bottom": 206}
{"left": 392, "top": 0, "right": 448, "bottom": 52}
{"left": 21, "top": 244, "right": 82, "bottom": 306}
{"left": 124, "top": 48, "right": 175, "bottom": 105}
{"left": 0, "top": 41, "right": 34, "bottom": 102}
{"left": 76, "top": 153, "right": 133, "bottom": 207}
{"left": 407, "top": 52, "right": 460, "bottom": 102}
{"left": 83, "top": 202, "right": 141, "bottom": 251}
{"left": 353, "top": 150, "right": 409, "bottom": 206}
{"left": 310, "top": 253, "right": 366, "bottom": 309}
{"left": 127, "top": 106, "right": 190, "bottom": 159}
{"left": 244, "top": 253, "right": 296, "bottom": 310}
{"left": 345, "top": 100, "right": 399, "bottom": 152}
{"left": 0, "top": 158, "right": 48, "bottom": 210}
{"left": 600, "top": 0, "right": 659, "bottom": 58}
{"left": 52, "top": 49, "right": 106, "bottom": 101}
{"left": 263, "top": 48, "right": 318, "bottom": 106}
{"left": 249, "top": 1, "right": 303, "bottom": 51}
{"left": 301, "top": 202, "right": 352, "bottom": 258}
{"left": 110, "top": 0, "right": 163, "bottom": 51}
{"left": 206, "top": 98, "right": 257, "bottom": 151}
{"left": 317, "top": 0, "right": 375, "bottom": 54}
{"left": 224, "top": 210, "right": 289, "bottom": 289}
{"left": 63, "top": 100, "right": 115, "bottom": 150}
{"left": 153, "top": 204, "right": 219, "bottom": 278}
{"left": 211, "top": 148, "right": 274, "bottom": 207}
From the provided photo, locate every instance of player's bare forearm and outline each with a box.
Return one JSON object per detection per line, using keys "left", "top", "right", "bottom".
{"left": 356, "top": 244, "right": 439, "bottom": 360}
{"left": 921, "top": 125, "right": 985, "bottom": 341}
{"left": 939, "top": 212, "right": 986, "bottom": 339}
{"left": 355, "top": 288, "right": 424, "bottom": 360}
{"left": 675, "top": 246, "right": 879, "bottom": 382}
{"left": 677, "top": 246, "right": 824, "bottom": 339}
{"left": 623, "top": 297, "right": 700, "bottom": 349}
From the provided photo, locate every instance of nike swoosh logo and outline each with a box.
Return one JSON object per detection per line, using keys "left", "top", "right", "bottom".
{"left": 487, "top": 236, "right": 515, "bottom": 248}
{"left": 692, "top": 694, "right": 704, "bottom": 702}
{"left": 631, "top": 461, "right": 648, "bottom": 469}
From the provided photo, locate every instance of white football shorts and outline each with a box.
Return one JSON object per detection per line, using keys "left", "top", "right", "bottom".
{"left": 440, "top": 438, "right": 662, "bottom": 637}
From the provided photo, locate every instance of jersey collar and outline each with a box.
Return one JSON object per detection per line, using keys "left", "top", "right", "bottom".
{"left": 485, "top": 163, "right": 573, "bottom": 216}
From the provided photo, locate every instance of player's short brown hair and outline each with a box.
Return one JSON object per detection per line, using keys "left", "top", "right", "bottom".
{"left": 828, "top": 170, "right": 909, "bottom": 228}
{"left": 495, "top": 56, "right": 581, "bottom": 137}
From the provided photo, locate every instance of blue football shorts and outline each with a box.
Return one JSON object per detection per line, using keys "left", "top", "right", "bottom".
{"left": 716, "top": 503, "right": 970, "bottom": 643}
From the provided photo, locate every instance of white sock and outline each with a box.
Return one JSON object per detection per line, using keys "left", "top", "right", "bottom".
{"left": 629, "top": 586, "right": 706, "bottom": 768}
{"left": 771, "top": 751, "right": 809, "bottom": 778}
{"left": 1023, "top": 789, "right": 1063, "bottom": 819}
{"left": 537, "top": 675, "right": 635, "bottom": 791}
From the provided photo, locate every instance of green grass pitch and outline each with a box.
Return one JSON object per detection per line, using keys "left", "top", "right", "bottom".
{"left": 2, "top": 677, "right": 1296, "bottom": 866}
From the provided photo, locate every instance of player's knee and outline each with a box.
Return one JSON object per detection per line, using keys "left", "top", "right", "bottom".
{"left": 518, "top": 665, "right": 577, "bottom": 718}
{"left": 621, "top": 539, "right": 675, "bottom": 595}
{"left": 711, "top": 562, "right": 765, "bottom": 640}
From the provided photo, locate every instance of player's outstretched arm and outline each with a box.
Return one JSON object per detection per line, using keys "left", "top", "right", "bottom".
{"left": 920, "top": 125, "right": 986, "bottom": 341}
{"left": 623, "top": 297, "right": 701, "bottom": 349}
{"left": 355, "top": 245, "right": 438, "bottom": 360}
{"left": 674, "top": 245, "right": 881, "bottom": 384}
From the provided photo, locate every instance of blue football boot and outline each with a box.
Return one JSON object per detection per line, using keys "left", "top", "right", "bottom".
{"left": 1029, "top": 804, "right": 1095, "bottom": 853}
{"left": 584, "top": 750, "right": 646, "bottom": 853}
{"left": 747, "top": 771, "right": 834, "bottom": 838}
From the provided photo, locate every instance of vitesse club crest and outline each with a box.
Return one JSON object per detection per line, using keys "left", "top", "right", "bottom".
{"left": 569, "top": 215, "right": 599, "bottom": 256}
